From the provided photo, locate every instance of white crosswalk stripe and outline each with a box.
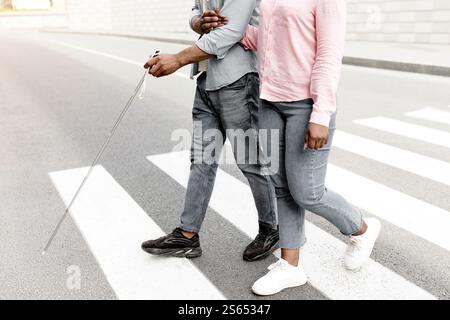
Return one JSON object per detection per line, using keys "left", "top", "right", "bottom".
{"left": 147, "top": 150, "right": 436, "bottom": 300}
{"left": 406, "top": 107, "right": 450, "bottom": 126}
{"left": 48, "top": 106, "right": 448, "bottom": 300}
{"left": 326, "top": 164, "right": 450, "bottom": 251}
{"left": 49, "top": 166, "right": 225, "bottom": 300}
{"left": 354, "top": 116, "right": 450, "bottom": 148}
{"left": 333, "top": 130, "right": 450, "bottom": 186}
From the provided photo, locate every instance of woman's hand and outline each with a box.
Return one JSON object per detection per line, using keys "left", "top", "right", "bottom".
{"left": 304, "top": 123, "right": 329, "bottom": 150}
{"left": 193, "top": 10, "right": 228, "bottom": 34}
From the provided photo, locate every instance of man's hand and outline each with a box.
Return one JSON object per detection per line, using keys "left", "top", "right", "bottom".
{"left": 144, "top": 53, "right": 182, "bottom": 78}
{"left": 304, "top": 123, "right": 329, "bottom": 150}
{"left": 193, "top": 10, "right": 228, "bottom": 34}
{"left": 144, "top": 45, "right": 209, "bottom": 78}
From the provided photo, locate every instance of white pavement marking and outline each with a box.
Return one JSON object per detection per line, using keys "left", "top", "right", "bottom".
{"left": 326, "top": 164, "right": 450, "bottom": 252}
{"left": 152, "top": 150, "right": 260, "bottom": 238}
{"left": 147, "top": 150, "right": 436, "bottom": 300}
{"left": 54, "top": 41, "right": 191, "bottom": 79}
{"left": 334, "top": 130, "right": 450, "bottom": 187}
{"left": 406, "top": 107, "right": 450, "bottom": 126}
{"left": 49, "top": 166, "right": 225, "bottom": 300}
{"left": 354, "top": 117, "right": 450, "bottom": 148}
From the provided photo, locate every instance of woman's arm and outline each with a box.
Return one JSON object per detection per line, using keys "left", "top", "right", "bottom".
{"left": 241, "top": 25, "right": 259, "bottom": 51}
{"left": 196, "top": 0, "right": 257, "bottom": 60}
{"left": 309, "top": 0, "right": 346, "bottom": 127}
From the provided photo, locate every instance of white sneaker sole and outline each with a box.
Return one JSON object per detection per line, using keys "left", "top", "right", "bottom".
{"left": 252, "top": 278, "right": 308, "bottom": 296}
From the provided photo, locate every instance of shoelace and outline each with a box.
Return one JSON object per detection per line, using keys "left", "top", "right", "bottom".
{"left": 348, "top": 236, "right": 364, "bottom": 254}
{"left": 253, "top": 233, "right": 266, "bottom": 245}
{"left": 253, "top": 228, "right": 276, "bottom": 245}
{"left": 268, "top": 259, "right": 288, "bottom": 271}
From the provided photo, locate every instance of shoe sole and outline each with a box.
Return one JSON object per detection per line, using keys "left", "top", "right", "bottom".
{"left": 252, "top": 279, "right": 308, "bottom": 296}
{"left": 243, "top": 240, "right": 280, "bottom": 262}
{"left": 142, "top": 247, "right": 202, "bottom": 259}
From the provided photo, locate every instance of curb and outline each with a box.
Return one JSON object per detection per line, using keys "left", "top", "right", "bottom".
{"left": 40, "top": 29, "right": 450, "bottom": 77}
{"left": 343, "top": 57, "right": 450, "bottom": 77}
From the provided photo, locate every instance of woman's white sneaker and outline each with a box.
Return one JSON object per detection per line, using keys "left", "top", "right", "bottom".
{"left": 252, "top": 259, "right": 308, "bottom": 296}
{"left": 344, "top": 218, "right": 382, "bottom": 271}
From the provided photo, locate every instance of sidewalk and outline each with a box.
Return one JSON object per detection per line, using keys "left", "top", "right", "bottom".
{"left": 40, "top": 28, "right": 450, "bottom": 77}
{"left": 344, "top": 41, "right": 450, "bottom": 77}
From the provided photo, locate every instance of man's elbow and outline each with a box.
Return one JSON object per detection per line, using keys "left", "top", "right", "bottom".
{"left": 196, "top": 38, "right": 227, "bottom": 60}
{"left": 211, "top": 29, "right": 246, "bottom": 59}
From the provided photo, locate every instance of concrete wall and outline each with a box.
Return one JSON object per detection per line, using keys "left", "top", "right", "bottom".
{"left": 65, "top": 0, "right": 194, "bottom": 36}
{"left": 1, "top": 0, "right": 449, "bottom": 45}
{"left": 64, "top": 0, "right": 450, "bottom": 45}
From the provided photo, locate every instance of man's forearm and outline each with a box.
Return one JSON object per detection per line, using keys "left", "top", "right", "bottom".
{"left": 176, "top": 45, "right": 210, "bottom": 67}
{"left": 145, "top": 45, "right": 211, "bottom": 78}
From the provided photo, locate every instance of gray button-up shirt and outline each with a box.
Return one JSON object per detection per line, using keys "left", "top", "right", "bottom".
{"left": 190, "top": 0, "right": 260, "bottom": 91}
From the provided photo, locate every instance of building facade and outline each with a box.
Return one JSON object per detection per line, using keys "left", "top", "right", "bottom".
{"left": 65, "top": 0, "right": 450, "bottom": 45}
{"left": 1, "top": 0, "right": 449, "bottom": 45}
{"left": 346, "top": 0, "right": 450, "bottom": 44}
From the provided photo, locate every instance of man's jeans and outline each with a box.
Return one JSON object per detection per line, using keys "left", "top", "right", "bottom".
{"left": 259, "top": 99, "right": 363, "bottom": 249}
{"left": 180, "top": 73, "right": 278, "bottom": 233}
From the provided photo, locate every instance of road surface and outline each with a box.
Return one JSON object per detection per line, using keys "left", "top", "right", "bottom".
{"left": 1, "top": 30, "right": 449, "bottom": 300}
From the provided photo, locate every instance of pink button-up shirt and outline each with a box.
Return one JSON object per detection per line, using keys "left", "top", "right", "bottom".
{"left": 241, "top": 0, "right": 346, "bottom": 127}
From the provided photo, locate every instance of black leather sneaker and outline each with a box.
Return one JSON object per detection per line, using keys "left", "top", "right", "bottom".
{"left": 243, "top": 223, "right": 280, "bottom": 262}
{"left": 141, "top": 228, "right": 202, "bottom": 259}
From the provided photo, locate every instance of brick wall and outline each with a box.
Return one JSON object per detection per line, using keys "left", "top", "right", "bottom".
{"left": 347, "top": 0, "right": 450, "bottom": 44}
{"left": 65, "top": 0, "right": 194, "bottom": 36}
{"left": 2, "top": 0, "right": 448, "bottom": 45}
{"left": 109, "top": 0, "right": 193, "bottom": 34}
{"left": 65, "top": 0, "right": 449, "bottom": 45}
{"left": 66, "top": 0, "right": 111, "bottom": 30}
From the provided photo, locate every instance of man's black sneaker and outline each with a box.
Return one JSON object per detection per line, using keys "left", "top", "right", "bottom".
{"left": 141, "top": 228, "right": 202, "bottom": 259}
{"left": 243, "top": 223, "right": 280, "bottom": 262}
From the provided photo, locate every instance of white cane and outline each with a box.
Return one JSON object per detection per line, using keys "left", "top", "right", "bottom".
{"left": 42, "top": 51, "right": 159, "bottom": 255}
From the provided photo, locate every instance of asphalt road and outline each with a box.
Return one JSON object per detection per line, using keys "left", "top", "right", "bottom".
{"left": 1, "top": 30, "right": 450, "bottom": 300}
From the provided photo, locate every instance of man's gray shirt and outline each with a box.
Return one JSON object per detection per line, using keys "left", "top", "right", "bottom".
{"left": 190, "top": 0, "right": 260, "bottom": 91}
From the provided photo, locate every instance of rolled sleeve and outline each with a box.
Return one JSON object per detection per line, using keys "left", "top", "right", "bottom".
{"left": 196, "top": 0, "right": 256, "bottom": 59}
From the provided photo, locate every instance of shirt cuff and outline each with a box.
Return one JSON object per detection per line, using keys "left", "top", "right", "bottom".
{"left": 309, "top": 109, "right": 332, "bottom": 128}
